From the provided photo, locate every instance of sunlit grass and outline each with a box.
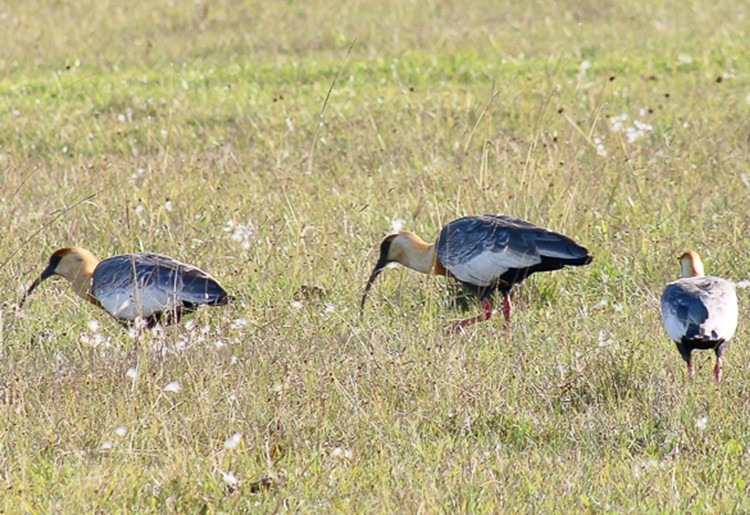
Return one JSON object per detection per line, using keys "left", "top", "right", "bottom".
{"left": 3, "top": 0, "right": 750, "bottom": 511}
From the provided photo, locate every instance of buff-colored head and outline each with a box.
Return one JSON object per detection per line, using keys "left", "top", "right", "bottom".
{"left": 19, "top": 247, "right": 100, "bottom": 307}
{"left": 679, "top": 251, "right": 705, "bottom": 278}
{"left": 360, "top": 231, "right": 435, "bottom": 312}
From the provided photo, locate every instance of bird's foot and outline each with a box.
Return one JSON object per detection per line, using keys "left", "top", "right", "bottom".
{"left": 445, "top": 299, "right": 494, "bottom": 335}
{"left": 714, "top": 358, "right": 723, "bottom": 386}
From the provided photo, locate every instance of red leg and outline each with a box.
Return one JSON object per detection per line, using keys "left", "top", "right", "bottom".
{"left": 501, "top": 292, "right": 512, "bottom": 322}
{"left": 714, "top": 357, "right": 723, "bottom": 386}
{"left": 687, "top": 362, "right": 694, "bottom": 378}
{"left": 448, "top": 298, "right": 493, "bottom": 333}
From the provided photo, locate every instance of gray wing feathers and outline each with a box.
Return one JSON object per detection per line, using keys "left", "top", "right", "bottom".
{"left": 93, "top": 253, "right": 226, "bottom": 305}
{"left": 437, "top": 214, "right": 589, "bottom": 268}
{"left": 661, "top": 277, "right": 738, "bottom": 342}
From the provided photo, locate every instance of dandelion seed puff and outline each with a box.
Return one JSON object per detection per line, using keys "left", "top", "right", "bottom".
{"left": 633, "top": 119, "right": 653, "bottom": 132}
{"left": 115, "top": 426, "right": 127, "bottom": 437}
{"left": 164, "top": 381, "right": 182, "bottom": 393}
{"left": 593, "top": 298, "right": 608, "bottom": 310}
{"left": 695, "top": 415, "right": 708, "bottom": 430}
{"left": 222, "top": 472, "right": 239, "bottom": 486}
{"left": 224, "top": 433, "right": 242, "bottom": 450}
{"left": 125, "top": 367, "right": 138, "bottom": 380}
{"left": 391, "top": 218, "right": 405, "bottom": 231}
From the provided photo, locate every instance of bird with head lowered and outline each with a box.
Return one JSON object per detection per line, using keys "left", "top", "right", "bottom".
{"left": 20, "top": 247, "right": 229, "bottom": 327}
{"left": 361, "top": 214, "right": 593, "bottom": 331}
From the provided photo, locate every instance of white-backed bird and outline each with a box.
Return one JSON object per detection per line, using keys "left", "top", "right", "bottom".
{"left": 661, "top": 251, "right": 738, "bottom": 385}
{"left": 361, "top": 214, "right": 593, "bottom": 330}
{"left": 20, "top": 247, "right": 229, "bottom": 327}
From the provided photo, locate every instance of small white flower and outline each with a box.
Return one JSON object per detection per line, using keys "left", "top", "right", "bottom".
{"left": 695, "top": 415, "right": 708, "bottom": 431}
{"left": 87, "top": 320, "right": 100, "bottom": 332}
{"left": 331, "top": 446, "right": 352, "bottom": 460}
{"left": 290, "top": 300, "right": 303, "bottom": 309}
{"left": 164, "top": 381, "right": 182, "bottom": 393}
{"left": 579, "top": 60, "right": 591, "bottom": 72}
{"left": 114, "top": 426, "right": 127, "bottom": 437}
{"left": 223, "top": 433, "right": 242, "bottom": 450}
{"left": 735, "top": 279, "right": 750, "bottom": 289}
{"left": 213, "top": 340, "right": 226, "bottom": 349}
{"left": 594, "top": 136, "right": 607, "bottom": 157}
{"left": 677, "top": 54, "right": 693, "bottom": 65}
{"left": 609, "top": 114, "right": 628, "bottom": 133}
{"left": 164, "top": 200, "right": 173, "bottom": 211}
{"left": 391, "top": 218, "right": 405, "bottom": 231}
{"left": 325, "top": 304, "right": 336, "bottom": 313}
{"left": 230, "top": 317, "right": 247, "bottom": 329}
{"left": 125, "top": 367, "right": 138, "bottom": 380}
{"left": 225, "top": 219, "right": 254, "bottom": 249}
{"left": 222, "top": 472, "right": 240, "bottom": 486}
{"left": 230, "top": 356, "right": 238, "bottom": 365}
{"left": 100, "top": 441, "right": 113, "bottom": 451}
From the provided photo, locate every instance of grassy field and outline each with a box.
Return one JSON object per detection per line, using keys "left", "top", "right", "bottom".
{"left": 3, "top": 0, "right": 750, "bottom": 511}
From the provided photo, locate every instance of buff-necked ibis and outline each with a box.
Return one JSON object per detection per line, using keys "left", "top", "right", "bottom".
{"left": 661, "top": 251, "right": 738, "bottom": 385}
{"left": 361, "top": 214, "right": 593, "bottom": 330}
{"left": 20, "top": 247, "right": 229, "bottom": 327}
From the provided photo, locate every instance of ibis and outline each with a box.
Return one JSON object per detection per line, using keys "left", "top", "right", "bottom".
{"left": 361, "top": 214, "right": 593, "bottom": 330}
{"left": 661, "top": 251, "right": 738, "bottom": 385}
{"left": 20, "top": 247, "right": 229, "bottom": 327}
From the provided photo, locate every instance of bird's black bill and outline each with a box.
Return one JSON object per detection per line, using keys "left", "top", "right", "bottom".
{"left": 360, "top": 250, "right": 393, "bottom": 314}
{"left": 360, "top": 267, "right": 384, "bottom": 313}
{"left": 18, "top": 263, "right": 56, "bottom": 308}
{"left": 360, "top": 237, "right": 395, "bottom": 315}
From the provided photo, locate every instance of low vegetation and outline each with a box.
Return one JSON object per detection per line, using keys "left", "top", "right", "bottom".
{"left": 2, "top": 0, "right": 750, "bottom": 510}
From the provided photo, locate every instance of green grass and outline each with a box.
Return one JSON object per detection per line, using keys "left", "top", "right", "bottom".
{"left": 3, "top": 0, "right": 750, "bottom": 511}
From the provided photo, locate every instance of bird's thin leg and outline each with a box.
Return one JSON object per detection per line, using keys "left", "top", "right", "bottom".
{"left": 501, "top": 292, "right": 512, "bottom": 322}
{"left": 714, "top": 357, "right": 723, "bottom": 386}
{"left": 687, "top": 361, "right": 694, "bottom": 378}
{"left": 448, "top": 299, "right": 493, "bottom": 333}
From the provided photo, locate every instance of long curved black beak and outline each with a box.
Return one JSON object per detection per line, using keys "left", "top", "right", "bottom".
{"left": 18, "top": 263, "right": 56, "bottom": 308}
{"left": 360, "top": 247, "right": 391, "bottom": 314}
